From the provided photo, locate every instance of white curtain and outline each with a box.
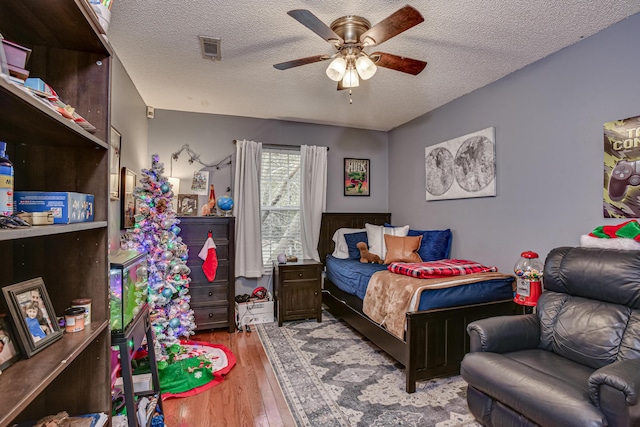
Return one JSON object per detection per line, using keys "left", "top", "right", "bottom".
{"left": 233, "top": 140, "right": 263, "bottom": 278}
{"left": 300, "top": 145, "right": 328, "bottom": 261}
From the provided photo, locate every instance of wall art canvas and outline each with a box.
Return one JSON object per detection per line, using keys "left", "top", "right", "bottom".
{"left": 425, "top": 127, "right": 496, "bottom": 201}
{"left": 603, "top": 114, "right": 640, "bottom": 218}
{"left": 344, "top": 158, "right": 370, "bottom": 196}
{"left": 190, "top": 170, "right": 209, "bottom": 195}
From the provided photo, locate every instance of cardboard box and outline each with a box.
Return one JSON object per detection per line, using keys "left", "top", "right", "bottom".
{"left": 14, "top": 192, "right": 94, "bottom": 224}
{"left": 17, "top": 211, "right": 54, "bottom": 226}
{"left": 114, "top": 373, "right": 153, "bottom": 394}
{"left": 236, "top": 298, "right": 274, "bottom": 327}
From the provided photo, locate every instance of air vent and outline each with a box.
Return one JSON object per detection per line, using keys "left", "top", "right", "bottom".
{"left": 199, "top": 36, "right": 221, "bottom": 61}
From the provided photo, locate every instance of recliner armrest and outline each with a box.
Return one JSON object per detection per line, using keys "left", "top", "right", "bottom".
{"left": 589, "top": 359, "right": 640, "bottom": 406}
{"left": 467, "top": 314, "right": 539, "bottom": 353}
{"left": 589, "top": 359, "right": 640, "bottom": 427}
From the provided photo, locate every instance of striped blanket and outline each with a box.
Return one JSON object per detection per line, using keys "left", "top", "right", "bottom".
{"left": 388, "top": 259, "right": 498, "bottom": 279}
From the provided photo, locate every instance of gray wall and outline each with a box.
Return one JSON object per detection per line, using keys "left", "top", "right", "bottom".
{"left": 109, "top": 55, "right": 149, "bottom": 249}
{"left": 147, "top": 110, "right": 388, "bottom": 213}
{"left": 389, "top": 13, "right": 640, "bottom": 273}
{"left": 147, "top": 110, "right": 388, "bottom": 294}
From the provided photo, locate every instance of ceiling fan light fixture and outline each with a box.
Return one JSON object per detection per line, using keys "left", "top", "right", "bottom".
{"left": 342, "top": 67, "right": 359, "bottom": 88}
{"left": 355, "top": 55, "right": 377, "bottom": 80}
{"left": 326, "top": 57, "right": 347, "bottom": 81}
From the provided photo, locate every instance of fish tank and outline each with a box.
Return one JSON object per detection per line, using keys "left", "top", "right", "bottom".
{"left": 109, "top": 250, "right": 148, "bottom": 334}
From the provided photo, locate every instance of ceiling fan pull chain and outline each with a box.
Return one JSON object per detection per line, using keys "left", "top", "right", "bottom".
{"left": 349, "top": 89, "right": 353, "bottom": 104}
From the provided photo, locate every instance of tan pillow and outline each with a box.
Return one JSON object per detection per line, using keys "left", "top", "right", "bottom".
{"left": 383, "top": 234, "right": 423, "bottom": 264}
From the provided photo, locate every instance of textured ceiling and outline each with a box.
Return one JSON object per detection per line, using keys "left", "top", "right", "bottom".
{"left": 107, "top": 1, "right": 640, "bottom": 132}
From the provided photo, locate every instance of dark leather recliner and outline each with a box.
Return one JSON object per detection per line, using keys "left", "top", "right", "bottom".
{"left": 461, "top": 246, "right": 640, "bottom": 427}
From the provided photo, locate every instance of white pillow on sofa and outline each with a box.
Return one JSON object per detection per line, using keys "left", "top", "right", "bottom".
{"left": 365, "top": 223, "right": 409, "bottom": 260}
{"left": 332, "top": 228, "right": 366, "bottom": 259}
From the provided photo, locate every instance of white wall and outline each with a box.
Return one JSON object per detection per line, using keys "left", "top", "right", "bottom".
{"left": 389, "top": 13, "right": 640, "bottom": 273}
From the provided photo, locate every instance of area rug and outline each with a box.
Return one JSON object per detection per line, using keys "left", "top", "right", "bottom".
{"left": 256, "top": 312, "right": 480, "bottom": 427}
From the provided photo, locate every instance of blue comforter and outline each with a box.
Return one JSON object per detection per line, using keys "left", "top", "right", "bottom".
{"left": 325, "top": 255, "right": 514, "bottom": 311}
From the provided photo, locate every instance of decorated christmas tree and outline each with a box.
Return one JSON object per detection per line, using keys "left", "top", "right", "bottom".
{"left": 121, "top": 154, "right": 196, "bottom": 351}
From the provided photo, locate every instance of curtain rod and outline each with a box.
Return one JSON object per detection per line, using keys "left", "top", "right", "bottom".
{"left": 232, "top": 140, "right": 329, "bottom": 151}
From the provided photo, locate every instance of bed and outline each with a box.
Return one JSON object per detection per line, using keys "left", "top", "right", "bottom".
{"left": 319, "top": 212, "right": 519, "bottom": 393}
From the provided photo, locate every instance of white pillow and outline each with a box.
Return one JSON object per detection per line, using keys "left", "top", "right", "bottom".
{"left": 332, "top": 228, "right": 366, "bottom": 259}
{"left": 365, "top": 223, "right": 409, "bottom": 259}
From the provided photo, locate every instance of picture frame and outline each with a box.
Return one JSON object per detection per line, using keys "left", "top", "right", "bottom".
{"left": 0, "top": 313, "right": 21, "bottom": 373}
{"left": 344, "top": 158, "right": 370, "bottom": 196}
{"left": 190, "top": 170, "right": 209, "bottom": 195}
{"left": 424, "top": 127, "right": 496, "bottom": 201}
{"left": 2, "top": 277, "right": 63, "bottom": 358}
{"left": 110, "top": 127, "right": 122, "bottom": 200}
{"left": 177, "top": 194, "right": 198, "bottom": 216}
{"left": 121, "top": 167, "right": 137, "bottom": 229}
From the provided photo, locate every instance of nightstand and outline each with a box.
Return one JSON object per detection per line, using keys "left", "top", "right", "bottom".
{"left": 273, "top": 259, "right": 323, "bottom": 326}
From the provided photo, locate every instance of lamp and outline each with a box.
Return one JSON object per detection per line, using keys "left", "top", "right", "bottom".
{"left": 167, "top": 177, "right": 180, "bottom": 194}
{"left": 325, "top": 57, "right": 347, "bottom": 81}
{"left": 355, "top": 55, "right": 377, "bottom": 80}
{"left": 341, "top": 66, "right": 359, "bottom": 88}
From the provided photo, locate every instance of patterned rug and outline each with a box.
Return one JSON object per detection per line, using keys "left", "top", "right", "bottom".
{"left": 256, "top": 312, "right": 480, "bottom": 427}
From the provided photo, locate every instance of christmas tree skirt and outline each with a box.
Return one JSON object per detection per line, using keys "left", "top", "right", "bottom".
{"left": 135, "top": 340, "right": 236, "bottom": 400}
{"left": 161, "top": 340, "right": 236, "bottom": 399}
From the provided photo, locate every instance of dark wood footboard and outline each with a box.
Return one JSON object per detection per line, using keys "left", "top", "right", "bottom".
{"left": 404, "top": 299, "right": 518, "bottom": 392}
{"left": 323, "top": 285, "right": 518, "bottom": 393}
{"left": 318, "top": 212, "right": 519, "bottom": 393}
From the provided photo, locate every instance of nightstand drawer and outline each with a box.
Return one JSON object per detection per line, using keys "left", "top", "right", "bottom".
{"left": 282, "top": 268, "right": 320, "bottom": 281}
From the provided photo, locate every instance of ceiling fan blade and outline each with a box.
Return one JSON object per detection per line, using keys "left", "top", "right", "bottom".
{"left": 360, "top": 5, "right": 424, "bottom": 47}
{"left": 273, "top": 55, "right": 330, "bottom": 70}
{"left": 288, "top": 10, "right": 344, "bottom": 45}
{"left": 370, "top": 52, "right": 427, "bottom": 75}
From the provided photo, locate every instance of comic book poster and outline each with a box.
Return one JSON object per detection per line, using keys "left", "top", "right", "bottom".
{"left": 604, "top": 114, "right": 640, "bottom": 218}
{"left": 344, "top": 158, "right": 370, "bottom": 196}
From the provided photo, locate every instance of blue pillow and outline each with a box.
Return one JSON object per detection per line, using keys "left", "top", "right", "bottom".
{"left": 344, "top": 231, "right": 369, "bottom": 259}
{"left": 408, "top": 229, "right": 452, "bottom": 261}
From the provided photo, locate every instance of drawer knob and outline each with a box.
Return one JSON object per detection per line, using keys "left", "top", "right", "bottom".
{"left": 298, "top": 273, "right": 303, "bottom": 277}
{"left": 208, "top": 313, "right": 213, "bottom": 318}
{"left": 208, "top": 291, "right": 213, "bottom": 296}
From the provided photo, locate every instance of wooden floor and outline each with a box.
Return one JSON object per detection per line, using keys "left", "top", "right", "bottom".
{"left": 162, "top": 328, "right": 295, "bottom": 427}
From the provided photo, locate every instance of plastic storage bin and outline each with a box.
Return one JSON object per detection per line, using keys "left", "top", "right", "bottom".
{"left": 109, "top": 250, "right": 148, "bottom": 333}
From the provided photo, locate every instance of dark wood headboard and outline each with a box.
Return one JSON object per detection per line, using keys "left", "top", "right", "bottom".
{"left": 318, "top": 212, "right": 391, "bottom": 264}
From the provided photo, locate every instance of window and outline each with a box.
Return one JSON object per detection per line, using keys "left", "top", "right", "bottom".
{"left": 260, "top": 148, "right": 302, "bottom": 268}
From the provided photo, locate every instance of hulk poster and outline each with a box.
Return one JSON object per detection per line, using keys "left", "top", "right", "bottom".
{"left": 604, "top": 114, "right": 640, "bottom": 218}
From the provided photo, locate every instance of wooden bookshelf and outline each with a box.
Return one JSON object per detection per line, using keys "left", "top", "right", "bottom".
{"left": 0, "top": 1, "right": 112, "bottom": 425}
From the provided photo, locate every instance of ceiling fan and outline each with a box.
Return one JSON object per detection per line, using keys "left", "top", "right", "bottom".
{"left": 273, "top": 5, "right": 427, "bottom": 92}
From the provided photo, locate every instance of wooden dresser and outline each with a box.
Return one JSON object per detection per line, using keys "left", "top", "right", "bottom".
{"left": 178, "top": 216, "right": 235, "bottom": 332}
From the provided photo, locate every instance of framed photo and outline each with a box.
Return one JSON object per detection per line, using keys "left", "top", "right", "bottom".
{"left": 177, "top": 194, "right": 198, "bottom": 216}
{"left": 121, "top": 167, "right": 137, "bottom": 229}
{"left": 344, "top": 158, "right": 370, "bottom": 196}
{"left": 190, "top": 170, "right": 209, "bottom": 195}
{"left": 110, "top": 127, "right": 122, "bottom": 200}
{"left": 0, "top": 313, "right": 20, "bottom": 373}
{"left": 2, "top": 278, "right": 63, "bottom": 358}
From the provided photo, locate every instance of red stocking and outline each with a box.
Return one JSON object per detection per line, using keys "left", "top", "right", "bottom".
{"left": 198, "top": 232, "right": 218, "bottom": 282}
